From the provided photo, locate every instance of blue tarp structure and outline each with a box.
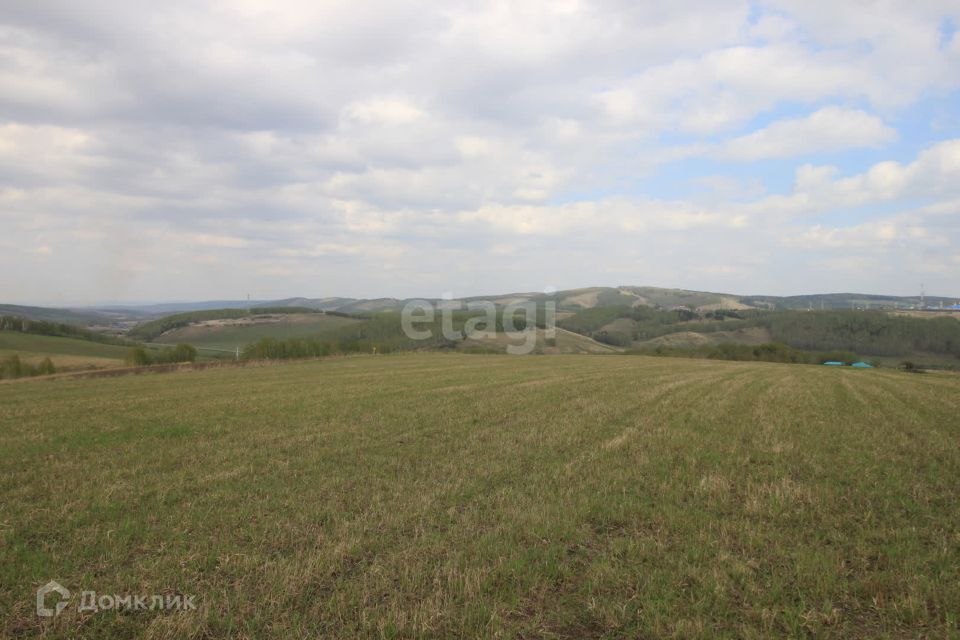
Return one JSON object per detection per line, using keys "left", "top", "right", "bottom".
{"left": 823, "top": 361, "right": 844, "bottom": 366}
{"left": 851, "top": 362, "right": 874, "bottom": 368}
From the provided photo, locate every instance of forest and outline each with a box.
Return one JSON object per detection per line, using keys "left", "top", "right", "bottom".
{"left": 763, "top": 311, "right": 960, "bottom": 357}
{"left": 0, "top": 315, "right": 132, "bottom": 346}
{"left": 557, "top": 307, "right": 960, "bottom": 362}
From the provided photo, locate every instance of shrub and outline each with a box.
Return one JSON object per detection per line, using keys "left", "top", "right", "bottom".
{"left": 2, "top": 354, "right": 24, "bottom": 379}
{"left": 125, "top": 347, "right": 153, "bottom": 366}
{"left": 37, "top": 357, "right": 56, "bottom": 375}
{"left": 171, "top": 344, "right": 197, "bottom": 363}
{"left": 592, "top": 331, "right": 632, "bottom": 347}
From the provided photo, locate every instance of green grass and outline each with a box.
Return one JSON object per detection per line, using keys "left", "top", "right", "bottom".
{"left": 0, "top": 331, "right": 129, "bottom": 369}
{"left": 1, "top": 354, "right": 958, "bottom": 638}
{"left": 152, "top": 314, "right": 359, "bottom": 351}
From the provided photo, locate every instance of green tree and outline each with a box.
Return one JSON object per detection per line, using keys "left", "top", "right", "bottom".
{"left": 171, "top": 344, "right": 197, "bottom": 363}
{"left": 2, "top": 354, "right": 23, "bottom": 378}
{"left": 125, "top": 347, "right": 153, "bottom": 367}
{"left": 37, "top": 357, "right": 56, "bottom": 375}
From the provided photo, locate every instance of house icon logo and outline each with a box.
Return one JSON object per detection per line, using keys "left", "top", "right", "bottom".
{"left": 36, "top": 580, "right": 70, "bottom": 617}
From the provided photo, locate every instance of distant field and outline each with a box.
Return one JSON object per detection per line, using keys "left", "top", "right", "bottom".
{"left": 462, "top": 327, "right": 621, "bottom": 354}
{"left": 152, "top": 313, "right": 359, "bottom": 351}
{"left": 1, "top": 355, "right": 958, "bottom": 638}
{"left": 0, "top": 331, "right": 128, "bottom": 370}
{"left": 638, "top": 326, "right": 773, "bottom": 349}
{"left": 892, "top": 310, "right": 960, "bottom": 320}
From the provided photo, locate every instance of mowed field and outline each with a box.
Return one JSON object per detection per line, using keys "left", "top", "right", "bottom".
{"left": 1, "top": 354, "right": 958, "bottom": 638}
{"left": 152, "top": 314, "right": 359, "bottom": 352}
{"left": 0, "top": 331, "right": 128, "bottom": 370}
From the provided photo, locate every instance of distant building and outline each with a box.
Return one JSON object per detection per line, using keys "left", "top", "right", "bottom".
{"left": 851, "top": 362, "right": 874, "bottom": 368}
{"left": 823, "top": 361, "right": 844, "bottom": 366}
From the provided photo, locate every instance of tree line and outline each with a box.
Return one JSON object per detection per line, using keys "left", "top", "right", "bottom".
{"left": 629, "top": 342, "right": 870, "bottom": 366}
{"left": 124, "top": 344, "right": 198, "bottom": 366}
{"left": 0, "top": 315, "right": 133, "bottom": 346}
{"left": 0, "top": 354, "right": 57, "bottom": 380}
{"left": 762, "top": 311, "right": 960, "bottom": 357}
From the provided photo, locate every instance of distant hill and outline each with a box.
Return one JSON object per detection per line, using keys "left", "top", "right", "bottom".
{"left": 5, "top": 285, "right": 958, "bottom": 339}
{"left": 741, "top": 292, "right": 958, "bottom": 310}
{"left": 128, "top": 307, "right": 334, "bottom": 342}
{"left": 7, "top": 285, "right": 960, "bottom": 366}
{"left": 0, "top": 304, "right": 123, "bottom": 326}
{"left": 259, "top": 297, "right": 357, "bottom": 311}
{"left": 255, "top": 286, "right": 957, "bottom": 314}
{"left": 100, "top": 300, "right": 271, "bottom": 315}
{"left": 251, "top": 287, "right": 731, "bottom": 314}
{"left": 150, "top": 313, "right": 360, "bottom": 352}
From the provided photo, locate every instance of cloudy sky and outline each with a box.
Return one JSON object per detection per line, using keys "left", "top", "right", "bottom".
{"left": 2, "top": 1, "right": 959, "bottom": 304}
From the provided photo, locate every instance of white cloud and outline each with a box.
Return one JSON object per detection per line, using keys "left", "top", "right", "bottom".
{"left": 459, "top": 198, "right": 746, "bottom": 236}
{"left": 189, "top": 234, "right": 250, "bottom": 248}
{"left": 1, "top": 1, "right": 960, "bottom": 301}
{"left": 719, "top": 107, "right": 897, "bottom": 161}
{"left": 826, "top": 140, "right": 960, "bottom": 201}
{"left": 342, "top": 97, "right": 426, "bottom": 126}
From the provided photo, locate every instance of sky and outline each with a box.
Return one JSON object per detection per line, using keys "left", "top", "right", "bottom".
{"left": 1, "top": 1, "right": 960, "bottom": 304}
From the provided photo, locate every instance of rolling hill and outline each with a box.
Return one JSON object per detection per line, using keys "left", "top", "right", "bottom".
{"left": 260, "top": 286, "right": 958, "bottom": 314}
{"left": 0, "top": 331, "right": 130, "bottom": 371}
{"left": 0, "top": 304, "right": 128, "bottom": 327}
{"left": 8, "top": 285, "right": 957, "bottom": 324}
{"left": 4, "top": 285, "right": 960, "bottom": 367}
{"left": 151, "top": 313, "right": 360, "bottom": 352}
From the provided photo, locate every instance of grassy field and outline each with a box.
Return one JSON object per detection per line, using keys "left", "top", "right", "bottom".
{"left": 1, "top": 354, "right": 958, "bottom": 638}
{"left": 151, "top": 314, "right": 358, "bottom": 352}
{"left": 462, "top": 327, "right": 622, "bottom": 354}
{"left": 0, "top": 331, "right": 129, "bottom": 370}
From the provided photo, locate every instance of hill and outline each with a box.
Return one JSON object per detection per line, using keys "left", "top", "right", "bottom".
{"left": 127, "top": 307, "right": 342, "bottom": 342}
{"left": 6, "top": 286, "right": 960, "bottom": 366}
{"left": 154, "top": 313, "right": 360, "bottom": 352}
{"left": 742, "top": 292, "right": 958, "bottom": 310}
{"left": 260, "top": 287, "right": 744, "bottom": 314}
{"left": 0, "top": 304, "right": 125, "bottom": 327}
{"left": 100, "top": 300, "right": 270, "bottom": 315}
{"left": 2, "top": 354, "right": 958, "bottom": 638}
{"left": 126, "top": 300, "right": 960, "bottom": 366}
{"left": 7, "top": 285, "right": 958, "bottom": 330}
{"left": 557, "top": 306, "right": 960, "bottom": 368}
{"left": 0, "top": 331, "right": 130, "bottom": 371}
{"left": 258, "top": 286, "right": 958, "bottom": 314}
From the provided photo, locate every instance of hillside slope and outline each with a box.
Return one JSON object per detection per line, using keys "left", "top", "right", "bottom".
{"left": 0, "top": 304, "right": 124, "bottom": 326}
{"left": 0, "top": 331, "right": 129, "bottom": 369}
{"left": 151, "top": 313, "right": 360, "bottom": 351}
